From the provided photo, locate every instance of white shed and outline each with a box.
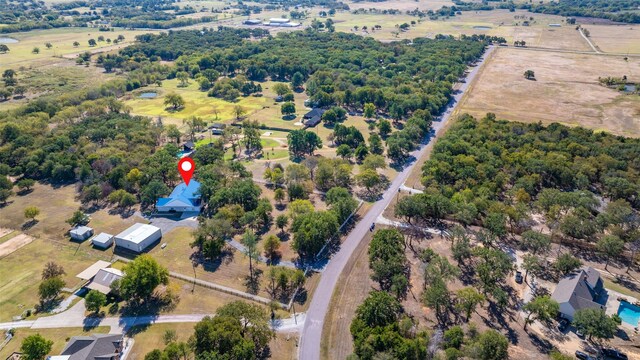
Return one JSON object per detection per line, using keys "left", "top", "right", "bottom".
{"left": 70, "top": 226, "right": 93, "bottom": 241}
{"left": 91, "top": 232, "right": 114, "bottom": 249}
{"left": 114, "top": 223, "right": 162, "bottom": 253}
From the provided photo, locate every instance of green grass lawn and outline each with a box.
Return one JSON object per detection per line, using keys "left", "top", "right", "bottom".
{"left": 0, "top": 238, "right": 111, "bottom": 322}
{"left": 125, "top": 79, "right": 271, "bottom": 125}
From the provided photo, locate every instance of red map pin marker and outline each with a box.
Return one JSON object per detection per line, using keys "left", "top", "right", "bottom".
{"left": 178, "top": 157, "right": 195, "bottom": 185}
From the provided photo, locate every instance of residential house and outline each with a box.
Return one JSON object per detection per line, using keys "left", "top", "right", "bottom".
{"left": 155, "top": 180, "right": 202, "bottom": 213}
{"left": 48, "top": 334, "right": 124, "bottom": 360}
{"left": 551, "top": 267, "right": 606, "bottom": 321}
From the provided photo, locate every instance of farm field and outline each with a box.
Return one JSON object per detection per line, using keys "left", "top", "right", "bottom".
{"left": 586, "top": 24, "right": 640, "bottom": 54}
{"left": 346, "top": 0, "right": 454, "bottom": 11}
{"left": 459, "top": 47, "right": 640, "bottom": 137}
{"left": 0, "top": 27, "right": 158, "bottom": 71}
{"left": 0, "top": 327, "right": 110, "bottom": 359}
{"left": 330, "top": 9, "right": 591, "bottom": 51}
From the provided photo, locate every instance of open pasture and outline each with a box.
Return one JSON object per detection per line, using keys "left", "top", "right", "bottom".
{"left": 459, "top": 47, "right": 640, "bottom": 137}
{"left": 0, "top": 27, "right": 158, "bottom": 71}
{"left": 586, "top": 24, "right": 640, "bottom": 54}
{"left": 331, "top": 9, "right": 590, "bottom": 51}
{"left": 345, "top": 0, "right": 454, "bottom": 11}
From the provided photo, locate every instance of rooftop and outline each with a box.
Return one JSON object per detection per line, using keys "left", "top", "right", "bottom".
{"left": 91, "top": 233, "right": 113, "bottom": 244}
{"left": 86, "top": 268, "right": 123, "bottom": 294}
{"left": 76, "top": 260, "right": 112, "bottom": 281}
{"left": 552, "top": 267, "right": 605, "bottom": 312}
{"left": 115, "top": 223, "right": 161, "bottom": 244}
{"left": 157, "top": 180, "right": 201, "bottom": 208}
{"left": 60, "top": 334, "right": 122, "bottom": 360}
{"left": 70, "top": 226, "right": 93, "bottom": 235}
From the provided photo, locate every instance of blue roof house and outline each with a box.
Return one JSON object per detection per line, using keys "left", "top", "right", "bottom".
{"left": 156, "top": 180, "right": 202, "bottom": 213}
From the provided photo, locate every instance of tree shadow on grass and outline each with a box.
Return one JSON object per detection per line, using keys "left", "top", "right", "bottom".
{"left": 244, "top": 268, "right": 263, "bottom": 295}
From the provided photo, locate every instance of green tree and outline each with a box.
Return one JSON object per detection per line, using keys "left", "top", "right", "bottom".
{"left": 242, "top": 229, "right": 259, "bottom": 279}
{"left": 141, "top": 181, "right": 170, "bottom": 208}
{"left": 476, "top": 330, "right": 509, "bottom": 360}
{"left": 368, "top": 229, "right": 408, "bottom": 295}
{"left": 364, "top": 103, "right": 376, "bottom": 119}
{"left": 276, "top": 214, "right": 288, "bottom": 234}
{"left": 15, "top": 178, "right": 36, "bottom": 192}
{"left": 554, "top": 253, "right": 582, "bottom": 276}
{"left": 356, "top": 168, "right": 382, "bottom": 195}
{"left": 85, "top": 289, "right": 107, "bottom": 313}
{"left": 24, "top": 206, "right": 40, "bottom": 221}
{"left": 165, "top": 124, "right": 181, "bottom": 143}
{"left": 291, "top": 72, "right": 304, "bottom": 89}
{"left": 274, "top": 188, "right": 286, "bottom": 205}
{"left": 20, "top": 334, "right": 53, "bottom": 360}
{"left": 32, "top": 47, "right": 40, "bottom": 54}
{"left": 42, "top": 262, "right": 65, "bottom": 280}
{"left": 522, "top": 254, "right": 543, "bottom": 282}
{"left": 176, "top": 71, "right": 189, "bottom": 87}
{"left": 0, "top": 44, "right": 9, "bottom": 53}
{"left": 378, "top": 119, "right": 392, "bottom": 137}
{"left": 272, "top": 83, "right": 290, "bottom": 96}
{"left": 597, "top": 235, "right": 625, "bottom": 270}
{"left": 39, "top": 277, "right": 65, "bottom": 305}
{"left": 73, "top": 41, "right": 80, "bottom": 47}
{"left": 88, "top": 39, "right": 97, "bottom": 47}
{"left": 192, "top": 218, "right": 232, "bottom": 260}
{"left": 263, "top": 234, "right": 281, "bottom": 263}
{"left": 352, "top": 291, "right": 402, "bottom": 328}
{"left": 368, "top": 133, "right": 384, "bottom": 155}
{"left": 573, "top": 308, "right": 619, "bottom": 341}
{"left": 214, "top": 301, "right": 275, "bottom": 354}
{"left": 164, "top": 93, "right": 185, "bottom": 110}
{"left": 120, "top": 255, "right": 169, "bottom": 303}
{"left": 524, "top": 69, "right": 535, "bottom": 79}
{"left": 522, "top": 295, "right": 559, "bottom": 330}
{"left": 292, "top": 211, "right": 339, "bottom": 260}
{"left": 521, "top": 230, "right": 551, "bottom": 255}
{"left": 456, "top": 287, "right": 485, "bottom": 322}
{"left": 423, "top": 277, "right": 450, "bottom": 322}
{"left": 66, "top": 210, "right": 87, "bottom": 227}
{"left": 281, "top": 101, "right": 296, "bottom": 116}
{"left": 336, "top": 144, "right": 353, "bottom": 160}
{"left": 287, "top": 129, "right": 322, "bottom": 159}
{"left": 233, "top": 105, "right": 246, "bottom": 120}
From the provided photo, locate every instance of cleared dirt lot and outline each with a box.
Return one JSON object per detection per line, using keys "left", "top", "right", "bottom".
{"left": 459, "top": 47, "right": 640, "bottom": 137}
{"left": 586, "top": 24, "right": 640, "bottom": 54}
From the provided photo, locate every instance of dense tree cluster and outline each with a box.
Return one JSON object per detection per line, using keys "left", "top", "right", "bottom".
{"left": 413, "top": 114, "right": 640, "bottom": 243}
{"left": 121, "top": 30, "right": 487, "bottom": 121}
{"left": 527, "top": 0, "right": 640, "bottom": 24}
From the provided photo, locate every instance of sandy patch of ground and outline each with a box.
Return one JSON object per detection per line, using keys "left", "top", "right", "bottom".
{"left": 0, "top": 233, "right": 35, "bottom": 258}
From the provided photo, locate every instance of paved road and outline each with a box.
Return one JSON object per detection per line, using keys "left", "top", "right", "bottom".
{"left": 297, "top": 45, "right": 496, "bottom": 360}
{"left": 0, "top": 300, "right": 304, "bottom": 334}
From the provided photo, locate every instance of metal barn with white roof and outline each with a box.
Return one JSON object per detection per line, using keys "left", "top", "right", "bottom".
{"left": 91, "top": 232, "right": 114, "bottom": 249}
{"left": 114, "top": 223, "right": 162, "bottom": 253}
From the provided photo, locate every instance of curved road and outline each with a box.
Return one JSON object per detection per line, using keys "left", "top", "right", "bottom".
{"left": 298, "top": 45, "right": 496, "bottom": 360}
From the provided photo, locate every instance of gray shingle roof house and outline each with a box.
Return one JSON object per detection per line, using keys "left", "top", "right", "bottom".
{"left": 303, "top": 108, "right": 325, "bottom": 128}
{"left": 53, "top": 334, "right": 123, "bottom": 360}
{"left": 551, "top": 267, "right": 606, "bottom": 320}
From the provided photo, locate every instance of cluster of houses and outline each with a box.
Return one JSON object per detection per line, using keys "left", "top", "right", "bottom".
{"left": 70, "top": 223, "right": 163, "bottom": 254}
{"left": 243, "top": 18, "right": 300, "bottom": 27}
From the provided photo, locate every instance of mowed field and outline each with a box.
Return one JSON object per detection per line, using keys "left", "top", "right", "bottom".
{"left": 330, "top": 9, "right": 591, "bottom": 51}
{"left": 0, "top": 27, "right": 158, "bottom": 71}
{"left": 459, "top": 48, "right": 640, "bottom": 137}
{"left": 345, "top": 0, "right": 454, "bottom": 11}
{"left": 586, "top": 24, "right": 640, "bottom": 54}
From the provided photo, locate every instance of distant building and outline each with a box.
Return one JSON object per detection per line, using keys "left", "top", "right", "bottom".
{"left": 183, "top": 141, "right": 195, "bottom": 152}
{"left": 269, "top": 18, "right": 290, "bottom": 23}
{"left": 91, "top": 232, "right": 114, "bottom": 249}
{"left": 549, "top": 23, "right": 561, "bottom": 27}
{"left": 210, "top": 123, "right": 226, "bottom": 135}
{"left": 49, "top": 334, "right": 123, "bottom": 360}
{"left": 275, "top": 95, "right": 284, "bottom": 102}
{"left": 156, "top": 180, "right": 202, "bottom": 213}
{"left": 243, "top": 19, "right": 262, "bottom": 25}
{"left": 551, "top": 267, "right": 606, "bottom": 321}
{"left": 303, "top": 108, "right": 325, "bottom": 128}
{"left": 69, "top": 226, "right": 93, "bottom": 241}
{"left": 114, "top": 223, "right": 162, "bottom": 253}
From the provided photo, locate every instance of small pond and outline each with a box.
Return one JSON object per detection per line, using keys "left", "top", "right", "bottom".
{"left": 0, "top": 37, "right": 19, "bottom": 44}
{"left": 623, "top": 84, "right": 637, "bottom": 93}
{"left": 473, "top": 26, "right": 492, "bottom": 30}
{"left": 139, "top": 92, "right": 158, "bottom": 99}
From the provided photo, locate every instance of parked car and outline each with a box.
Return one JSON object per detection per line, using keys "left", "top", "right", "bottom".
{"left": 557, "top": 318, "right": 569, "bottom": 332}
{"left": 602, "top": 348, "right": 629, "bottom": 360}
{"left": 575, "top": 351, "right": 594, "bottom": 360}
{"left": 515, "top": 271, "right": 523, "bottom": 284}
{"left": 576, "top": 329, "right": 585, "bottom": 338}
